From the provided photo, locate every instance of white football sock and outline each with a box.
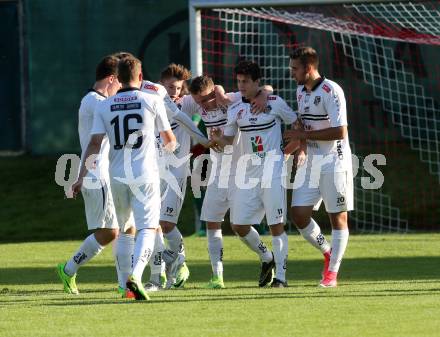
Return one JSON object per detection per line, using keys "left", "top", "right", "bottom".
{"left": 207, "top": 229, "right": 223, "bottom": 277}
{"left": 298, "top": 218, "right": 331, "bottom": 253}
{"left": 64, "top": 234, "right": 104, "bottom": 276}
{"left": 329, "top": 229, "right": 349, "bottom": 273}
{"left": 239, "top": 226, "right": 272, "bottom": 263}
{"left": 272, "top": 231, "right": 288, "bottom": 282}
{"left": 132, "top": 229, "right": 156, "bottom": 281}
{"left": 149, "top": 231, "right": 165, "bottom": 284}
{"left": 115, "top": 233, "right": 135, "bottom": 289}
{"left": 164, "top": 226, "right": 185, "bottom": 256}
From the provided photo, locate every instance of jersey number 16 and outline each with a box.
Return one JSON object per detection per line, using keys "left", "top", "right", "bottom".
{"left": 110, "top": 114, "right": 143, "bottom": 150}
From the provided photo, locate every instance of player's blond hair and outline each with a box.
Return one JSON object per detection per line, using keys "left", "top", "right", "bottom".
{"left": 118, "top": 56, "right": 142, "bottom": 84}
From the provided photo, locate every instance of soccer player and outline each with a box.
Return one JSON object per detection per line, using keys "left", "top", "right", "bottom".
{"left": 56, "top": 55, "right": 126, "bottom": 296}
{"left": 72, "top": 55, "right": 176, "bottom": 300}
{"left": 140, "top": 65, "right": 215, "bottom": 290}
{"left": 182, "top": 75, "right": 272, "bottom": 288}
{"left": 210, "top": 60, "right": 297, "bottom": 288}
{"left": 284, "top": 46, "right": 353, "bottom": 288}
{"left": 177, "top": 76, "right": 241, "bottom": 289}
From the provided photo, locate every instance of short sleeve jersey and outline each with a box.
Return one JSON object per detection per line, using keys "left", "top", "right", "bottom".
{"left": 78, "top": 89, "right": 110, "bottom": 179}
{"left": 224, "top": 95, "right": 297, "bottom": 179}
{"left": 141, "top": 80, "right": 191, "bottom": 178}
{"left": 296, "top": 78, "right": 352, "bottom": 173}
{"left": 91, "top": 87, "right": 170, "bottom": 182}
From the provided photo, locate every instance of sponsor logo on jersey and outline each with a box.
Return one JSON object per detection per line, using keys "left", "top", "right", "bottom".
{"left": 111, "top": 102, "right": 141, "bottom": 111}
{"left": 304, "top": 106, "right": 310, "bottom": 113}
{"left": 114, "top": 96, "right": 137, "bottom": 102}
{"left": 251, "top": 135, "right": 264, "bottom": 153}
{"left": 314, "top": 96, "right": 321, "bottom": 106}
{"left": 322, "top": 84, "right": 331, "bottom": 93}
{"left": 143, "top": 84, "right": 158, "bottom": 92}
{"left": 249, "top": 117, "right": 258, "bottom": 123}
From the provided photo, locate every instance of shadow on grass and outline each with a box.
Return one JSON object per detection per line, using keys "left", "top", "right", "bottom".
{"left": 1, "top": 256, "right": 440, "bottom": 287}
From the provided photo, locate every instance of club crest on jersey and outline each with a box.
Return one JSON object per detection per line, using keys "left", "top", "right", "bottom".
{"left": 322, "top": 84, "right": 331, "bottom": 93}
{"left": 314, "top": 96, "right": 321, "bottom": 106}
{"left": 264, "top": 105, "right": 272, "bottom": 113}
{"left": 237, "top": 109, "right": 244, "bottom": 119}
{"left": 298, "top": 94, "right": 302, "bottom": 101}
{"left": 251, "top": 136, "right": 264, "bottom": 153}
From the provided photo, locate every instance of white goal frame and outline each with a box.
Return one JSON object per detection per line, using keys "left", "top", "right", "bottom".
{"left": 189, "top": 0, "right": 400, "bottom": 76}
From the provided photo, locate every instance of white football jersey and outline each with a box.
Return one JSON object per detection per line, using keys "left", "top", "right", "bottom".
{"left": 91, "top": 87, "right": 170, "bottom": 183}
{"left": 78, "top": 89, "right": 110, "bottom": 179}
{"left": 296, "top": 78, "right": 352, "bottom": 173}
{"left": 224, "top": 95, "right": 297, "bottom": 179}
{"left": 141, "top": 80, "right": 191, "bottom": 179}
{"left": 179, "top": 92, "right": 242, "bottom": 177}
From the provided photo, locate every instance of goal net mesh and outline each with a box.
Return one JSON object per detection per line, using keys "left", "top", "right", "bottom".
{"left": 199, "top": 1, "right": 440, "bottom": 232}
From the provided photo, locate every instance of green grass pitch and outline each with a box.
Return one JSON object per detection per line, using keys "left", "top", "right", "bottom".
{"left": 1, "top": 234, "right": 439, "bottom": 337}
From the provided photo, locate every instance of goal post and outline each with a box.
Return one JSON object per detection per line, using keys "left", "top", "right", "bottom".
{"left": 188, "top": 0, "right": 440, "bottom": 232}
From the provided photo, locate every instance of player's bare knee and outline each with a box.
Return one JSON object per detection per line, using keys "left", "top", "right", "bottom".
{"left": 231, "top": 224, "right": 250, "bottom": 237}
{"left": 124, "top": 226, "right": 136, "bottom": 235}
{"left": 269, "top": 223, "right": 285, "bottom": 236}
{"left": 160, "top": 220, "right": 176, "bottom": 234}
{"left": 207, "top": 222, "right": 221, "bottom": 230}
{"left": 94, "top": 228, "right": 118, "bottom": 246}
{"left": 291, "top": 213, "right": 309, "bottom": 229}
{"left": 329, "top": 211, "right": 348, "bottom": 230}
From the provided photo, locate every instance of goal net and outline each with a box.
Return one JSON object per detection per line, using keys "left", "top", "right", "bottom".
{"left": 189, "top": 0, "right": 440, "bottom": 232}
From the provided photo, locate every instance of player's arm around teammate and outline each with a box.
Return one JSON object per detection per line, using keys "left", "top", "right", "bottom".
{"left": 211, "top": 60, "right": 297, "bottom": 288}
{"left": 284, "top": 47, "right": 353, "bottom": 288}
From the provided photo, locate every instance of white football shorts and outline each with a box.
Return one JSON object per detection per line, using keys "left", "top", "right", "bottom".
{"left": 110, "top": 178, "right": 160, "bottom": 231}
{"left": 159, "top": 177, "right": 187, "bottom": 223}
{"left": 81, "top": 177, "right": 118, "bottom": 230}
{"left": 291, "top": 170, "right": 354, "bottom": 213}
{"left": 231, "top": 177, "right": 286, "bottom": 226}
{"left": 200, "top": 175, "right": 235, "bottom": 223}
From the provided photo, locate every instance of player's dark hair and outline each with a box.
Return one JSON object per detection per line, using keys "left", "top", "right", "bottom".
{"left": 290, "top": 47, "right": 319, "bottom": 68}
{"left": 112, "top": 51, "right": 135, "bottom": 60}
{"left": 117, "top": 56, "right": 142, "bottom": 84}
{"left": 161, "top": 63, "right": 191, "bottom": 81}
{"left": 234, "top": 60, "right": 261, "bottom": 81}
{"left": 189, "top": 75, "right": 214, "bottom": 94}
{"left": 95, "top": 55, "right": 119, "bottom": 81}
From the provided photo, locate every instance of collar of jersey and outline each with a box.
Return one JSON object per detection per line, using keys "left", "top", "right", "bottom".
{"left": 117, "top": 87, "right": 141, "bottom": 93}
{"left": 88, "top": 88, "right": 107, "bottom": 98}
{"left": 241, "top": 89, "right": 262, "bottom": 103}
{"left": 302, "top": 77, "right": 325, "bottom": 92}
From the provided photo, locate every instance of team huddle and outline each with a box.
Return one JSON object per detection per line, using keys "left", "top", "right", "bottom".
{"left": 56, "top": 47, "right": 353, "bottom": 300}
